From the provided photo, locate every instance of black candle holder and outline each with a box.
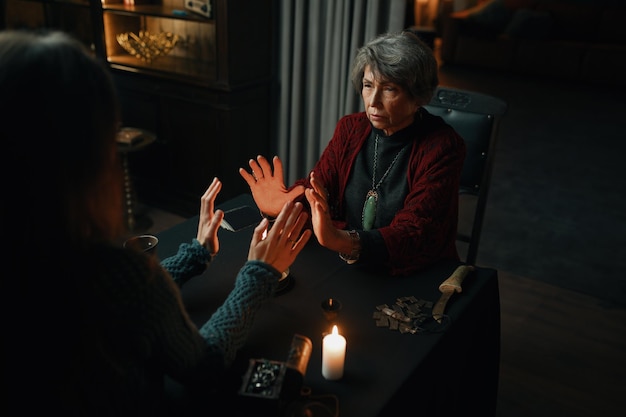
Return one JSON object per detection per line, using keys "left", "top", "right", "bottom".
{"left": 321, "top": 298, "right": 342, "bottom": 322}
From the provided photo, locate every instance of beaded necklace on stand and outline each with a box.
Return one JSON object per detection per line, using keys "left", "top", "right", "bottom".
{"left": 361, "top": 134, "right": 407, "bottom": 230}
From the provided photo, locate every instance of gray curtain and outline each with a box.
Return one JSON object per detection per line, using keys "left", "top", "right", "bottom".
{"left": 274, "top": 0, "right": 407, "bottom": 183}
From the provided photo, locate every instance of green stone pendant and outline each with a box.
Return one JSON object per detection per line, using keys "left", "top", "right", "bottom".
{"left": 362, "top": 190, "right": 377, "bottom": 230}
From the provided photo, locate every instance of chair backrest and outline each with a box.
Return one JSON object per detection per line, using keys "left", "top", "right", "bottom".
{"left": 424, "top": 86, "right": 507, "bottom": 265}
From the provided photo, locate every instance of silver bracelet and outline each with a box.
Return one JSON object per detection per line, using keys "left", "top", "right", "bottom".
{"left": 339, "top": 230, "right": 360, "bottom": 264}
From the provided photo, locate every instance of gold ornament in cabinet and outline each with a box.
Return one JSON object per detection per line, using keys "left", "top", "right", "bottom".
{"left": 116, "top": 30, "right": 179, "bottom": 62}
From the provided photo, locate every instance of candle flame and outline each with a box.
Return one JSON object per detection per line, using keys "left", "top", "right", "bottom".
{"left": 332, "top": 325, "right": 339, "bottom": 335}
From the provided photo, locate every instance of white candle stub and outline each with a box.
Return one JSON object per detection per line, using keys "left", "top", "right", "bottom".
{"left": 322, "top": 324, "right": 346, "bottom": 380}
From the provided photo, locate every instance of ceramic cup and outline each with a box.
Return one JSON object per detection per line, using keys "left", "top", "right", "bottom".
{"left": 123, "top": 234, "right": 159, "bottom": 256}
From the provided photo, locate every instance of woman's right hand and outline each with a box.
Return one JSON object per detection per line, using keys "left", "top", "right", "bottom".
{"left": 247, "top": 200, "right": 312, "bottom": 274}
{"left": 239, "top": 155, "right": 305, "bottom": 217}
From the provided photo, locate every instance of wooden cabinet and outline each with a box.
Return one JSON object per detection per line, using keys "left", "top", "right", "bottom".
{"left": 4, "top": 0, "right": 98, "bottom": 51}
{"left": 115, "top": 71, "right": 271, "bottom": 215}
{"left": 3, "top": 0, "right": 274, "bottom": 216}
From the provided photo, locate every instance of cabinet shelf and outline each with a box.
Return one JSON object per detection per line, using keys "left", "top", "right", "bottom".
{"left": 102, "top": 4, "right": 211, "bottom": 22}
{"left": 108, "top": 54, "right": 215, "bottom": 86}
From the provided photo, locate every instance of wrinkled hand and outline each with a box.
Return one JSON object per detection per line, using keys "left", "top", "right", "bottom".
{"left": 239, "top": 155, "right": 305, "bottom": 217}
{"left": 247, "top": 200, "right": 312, "bottom": 274}
{"left": 196, "top": 177, "right": 224, "bottom": 256}
{"left": 304, "top": 172, "right": 347, "bottom": 253}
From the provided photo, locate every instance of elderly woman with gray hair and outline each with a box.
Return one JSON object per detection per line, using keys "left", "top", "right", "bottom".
{"left": 240, "top": 31, "right": 466, "bottom": 276}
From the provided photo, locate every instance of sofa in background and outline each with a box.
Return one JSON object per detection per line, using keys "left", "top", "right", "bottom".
{"left": 439, "top": 0, "right": 626, "bottom": 86}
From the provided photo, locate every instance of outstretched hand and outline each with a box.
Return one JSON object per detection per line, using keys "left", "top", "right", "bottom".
{"left": 247, "top": 200, "right": 312, "bottom": 274}
{"left": 304, "top": 171, "right": 343, "bottom": 250}
{"left": 196, "top": 177, "right": 224, "bottom": 256}
{"left": 239, "top": 155, "right": 305, "bottom": 217}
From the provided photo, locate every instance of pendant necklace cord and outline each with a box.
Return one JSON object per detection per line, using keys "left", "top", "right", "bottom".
{"left": 371, "top": 134, "right": 406, "bottom": 192}
{"left": 362, "top": 134, "right": 407, "bottom": 230}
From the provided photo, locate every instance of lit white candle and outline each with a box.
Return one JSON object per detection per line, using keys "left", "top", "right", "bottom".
{"left": 322, "top": 325, "right": 346, "bottom": 380}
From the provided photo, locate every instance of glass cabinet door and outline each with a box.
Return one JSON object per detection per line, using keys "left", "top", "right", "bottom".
{"left": 102, "top": 0, "right": 216, "bottom": 86}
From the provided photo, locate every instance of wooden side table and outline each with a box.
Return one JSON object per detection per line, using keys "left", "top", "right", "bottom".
{"left": 116, "top": 127, "right": 156, "bottom": 232}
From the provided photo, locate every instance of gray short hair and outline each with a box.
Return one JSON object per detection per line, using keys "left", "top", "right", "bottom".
{"left": 350, "top": 31, "right": 438, "bottom": 104}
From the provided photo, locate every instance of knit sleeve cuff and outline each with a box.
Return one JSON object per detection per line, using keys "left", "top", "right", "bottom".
{"left": 161, "top": 239, "right": 213, "bottom": 286}
{"left": 190, "top": 238, "right": 214, "bottom": 264}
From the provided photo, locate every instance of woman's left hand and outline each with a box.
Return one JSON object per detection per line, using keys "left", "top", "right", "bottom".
{"left": 196, "top": 177, "right": 224, "bottom": 256}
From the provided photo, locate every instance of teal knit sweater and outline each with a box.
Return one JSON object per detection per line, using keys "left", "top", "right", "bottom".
{"left": 161, "top": 239, "right": 281, "bottom": 366}
{"left": 6, "top": 238, "right": 281, "bottom": 417}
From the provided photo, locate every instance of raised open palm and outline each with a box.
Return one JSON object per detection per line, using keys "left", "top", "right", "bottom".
{"left": 239, "top": 155, "right": 305, "bottom": 217}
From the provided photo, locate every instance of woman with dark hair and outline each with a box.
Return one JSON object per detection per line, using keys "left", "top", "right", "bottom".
{"left": 240, "top": 31, "right": 465, "bottom": 275}
{"left": 0, "top": 29, "right": 311, "bottom": 416}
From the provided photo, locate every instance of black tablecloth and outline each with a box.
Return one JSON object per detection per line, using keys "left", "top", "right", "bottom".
{"left": 157, "top": 194, "right": 501, "bottom": 417}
